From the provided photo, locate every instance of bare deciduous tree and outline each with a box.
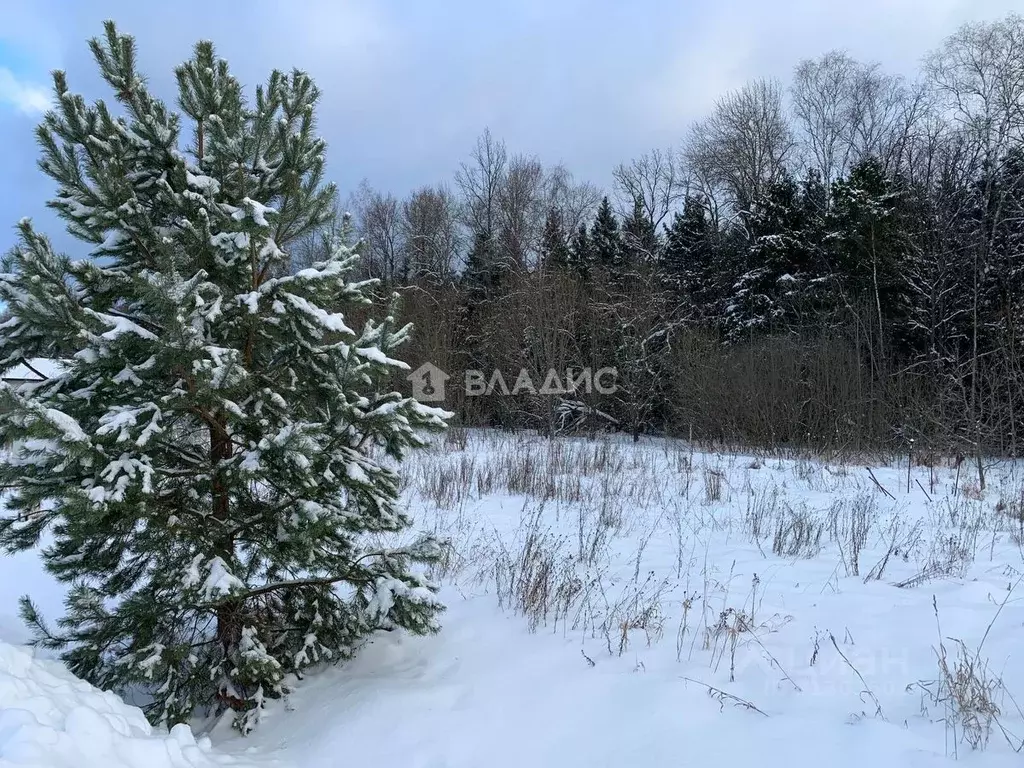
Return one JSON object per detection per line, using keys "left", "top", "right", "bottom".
{"left": 455, "top": 128, "right": 509, "bottom": 239}
{"left": 683, "top": 78, "right": 794, "bottom": 214}
{"left": 402, "top": 184, "right": 461, "bottom": 282}
{"left": 612, "top": 148, "right": 685, "bottom": 229}
{"left": 792, "top": 52, "right": 922, "bottom": 190}
{"left": 792, "top": 51, "right": 858, "bottom": 189}
{"left": 497, "top": 154, "right": 547, "bottom": 270}
{"left": 847, "top": 65, "right": 915, "bottom": 169}
{"left": 924, "top": 12, "right": 1024, "bottom": 475}
{"left": 350, "top": 180, "right": 404, "bottom": 282}
{"left": 925, "top": 13, "right": 1024, "bottom": 160}
{"left": 545, "top": 163, "right": 602, "bottom": 237}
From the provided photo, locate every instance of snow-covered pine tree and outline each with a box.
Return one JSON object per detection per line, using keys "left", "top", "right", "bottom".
{"left": 724, "top": 174, "right": 822, "bottom": 342}
{"left": 662, "top": 194, "right": 717, "bottom": 319}
{"left": 620, "top": 198, "right": 659, "bottom": 270}
{"left": 0, "top": 23, "right": 449, "bottom": 734}
{"left": 569, "top": 222, "right": 592, "bottom": 281}
{"left": 591, "top": 196, "right": 623, "bottom": 275}
{"left": 539, "top": 205, "right": 571, "bottom": 272}
{"left": 825, "top": 157, "right": 914, "bottom": 354}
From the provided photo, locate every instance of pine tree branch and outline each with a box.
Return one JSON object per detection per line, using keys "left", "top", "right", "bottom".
{"left": 199, "top": 548, "right": 422, "bottom": 607}
{"left": 20, "top": 358, "right": 53, "bottom": 381}
{"left": 104, "top": 309, "right": 164, "bottom": 336}
{"left": 205, "top": 574, "right": 366, "bottom": 605}
{"left": 152, "top": 438, "right": 209, "bottom": 468}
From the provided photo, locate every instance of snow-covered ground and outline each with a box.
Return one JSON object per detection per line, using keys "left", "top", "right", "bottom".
{"left": 0, "top": 640, "right": 274, "bottom": 768}
{"left": 4, "top": 430, "right": 1024, "bottom": 767}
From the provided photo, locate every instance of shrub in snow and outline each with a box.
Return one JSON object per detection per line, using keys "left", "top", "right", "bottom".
{"left": 0, "top": 22, "right": 449, "bottom": 734}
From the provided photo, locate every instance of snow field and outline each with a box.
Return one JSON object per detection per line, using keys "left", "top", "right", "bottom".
{"left": 5, "top": 429, "right": 1024, "bottom": 767}
{"left": 223, "top": 430, "right": 1024, "bottom": 766}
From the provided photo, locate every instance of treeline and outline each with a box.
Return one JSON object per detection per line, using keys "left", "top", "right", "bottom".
{"left": 306, "top": 14, "right": 1024, "bottom": 459}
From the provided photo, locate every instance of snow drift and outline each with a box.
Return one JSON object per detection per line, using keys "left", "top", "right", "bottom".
{"left": 0, "top": 640, "right": 270, "bottom": 768}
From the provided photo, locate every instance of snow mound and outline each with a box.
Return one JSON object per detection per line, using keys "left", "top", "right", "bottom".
{"left": 0, "top": 640, "right": 272, "bottom": 768}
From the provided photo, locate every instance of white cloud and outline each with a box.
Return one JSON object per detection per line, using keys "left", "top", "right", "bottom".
{"left": 0, "top": 67, "right": 50, "bottom": 116}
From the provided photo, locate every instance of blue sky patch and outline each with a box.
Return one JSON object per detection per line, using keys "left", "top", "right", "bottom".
{"left": 0, "top": 38, "right": 42, "bottom": 78}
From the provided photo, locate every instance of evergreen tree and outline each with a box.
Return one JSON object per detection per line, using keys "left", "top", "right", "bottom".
{"left": 462, "top": 230, "right": 502, "bottom": 303}
{"left": 724, "top": 174, "right": 822, "bottom": 341}
{"left": 974, "top": 147, "right": 1024, "bottom": 346}
{"left": 662, "top": 195, "right": 717, "bottom": 319}
{"left": 569, "top": 222, "right": 592, "bottom": 281}
{"left": 604, "top": 285, "right": 673, "bottom": 441}
{"left": 801, "top": 167, "right": 828, "bottom": 222}
{"left": 826, "top": 157, "right": 914, "bottom": 354}
{"left": 897, "top": 174, "right": 975, "bottom": 397}
{"left": 539, "top": 205, "right": 571, "bottom": 272}
{"left": 0, "top": 25, "right": 448, "bottom": 734}
{"left": 459, "top": 229, "right": 506, "bottom": 425}
{"left": 590, "top": 197, "right": 623, "bottom": 274}
{"left": 621, "top": 198, "right": 659, "bottom": 269}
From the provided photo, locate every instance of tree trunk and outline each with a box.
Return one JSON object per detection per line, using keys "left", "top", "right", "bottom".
{"left": 210, "top": 415, "right": 241, "bottom": 667}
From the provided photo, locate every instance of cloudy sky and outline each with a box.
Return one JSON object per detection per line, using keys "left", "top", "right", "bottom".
{"left": 0, "top": 0, "right": 1019, "bottom": 254}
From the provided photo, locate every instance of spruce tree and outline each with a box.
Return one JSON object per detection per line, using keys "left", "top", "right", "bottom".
{"left": 569, "top": 222, "right": 592, "bottom": 281}
{"left": 0, "top": 24, "right": 448, "bottom": 734}
{"left": 662, "top": 194, "right": 717, "bottom": 319}
{"left": 621, "top": 198, "right": 659, "bottom": 269}
{"left": 462, "top": 230, "right": 502, "bottom": 303}
{"left": 539, "top": 206, "right": 571, "bottom": 272}
{"left": 459, "top": 230, "right": 507, "bottom": 425}
{"left": 590, "top": 197, "right": 623, "bottom": 274}
{"left": 972, "top": 147, "right": 1024, "bottom": 351}
{"left": 826, "top": 157, "right": 913, "bottom": 353}
{"left": 725, "top": 174, "right": 821, "bottom": 341}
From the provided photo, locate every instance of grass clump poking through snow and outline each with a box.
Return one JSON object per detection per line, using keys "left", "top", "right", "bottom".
{"left": 827, "top": 492, "right": 876, "bottom": 577}
{"left": 913, "top": 592, "right": 1024, "bottom": 755}
{"left": 772, "top": 503, "right": 824, "bottom": 558}
{"left": 490, "top": 502, "right": 582, "bottom": 633}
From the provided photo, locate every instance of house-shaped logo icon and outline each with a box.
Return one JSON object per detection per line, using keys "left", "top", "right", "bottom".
{"left": 408, "top": 362, "right": 450, "bottom": 403}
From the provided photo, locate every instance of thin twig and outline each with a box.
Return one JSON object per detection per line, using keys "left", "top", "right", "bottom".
{"left": 830, "top": 633, "right": 884, "bottom": 718}
{"left": 745, "top": 624, "right": 801, "bottom": 692}
{"left": 681, "top": 677, "right": 769, "bottom": 717}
